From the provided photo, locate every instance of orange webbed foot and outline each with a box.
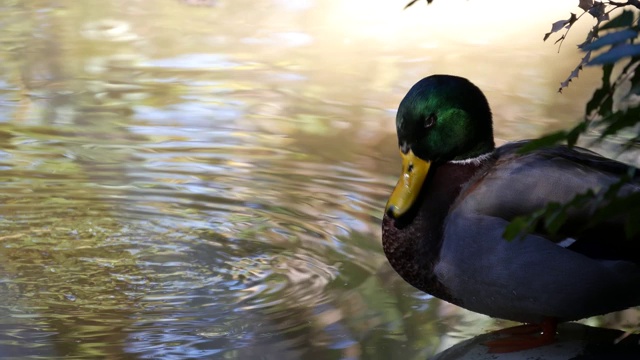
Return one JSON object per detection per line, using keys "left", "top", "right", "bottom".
{"left": 484, "top": 318, "right": 558, "bottom": 353}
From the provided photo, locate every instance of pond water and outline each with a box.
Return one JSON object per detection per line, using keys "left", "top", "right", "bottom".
{"left": 0, "top": 0, "right": 636, "bottom": 359}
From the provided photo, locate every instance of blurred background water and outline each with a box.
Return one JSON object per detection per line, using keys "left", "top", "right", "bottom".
{"left": 0, "top": 0, "right": 637, "bottom": 359}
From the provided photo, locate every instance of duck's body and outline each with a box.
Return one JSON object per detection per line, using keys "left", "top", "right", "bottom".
{"left": 382, "top": 75, "right": 640, "bottom": 349}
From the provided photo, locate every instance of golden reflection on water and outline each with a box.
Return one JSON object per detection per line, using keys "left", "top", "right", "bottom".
{"left": 0, "top": 0, "right": 635, "bottom": 359}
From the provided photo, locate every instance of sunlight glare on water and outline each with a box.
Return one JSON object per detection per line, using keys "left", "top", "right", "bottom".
{"left": 0, "top": 0, "right": 632, "bottom": 359}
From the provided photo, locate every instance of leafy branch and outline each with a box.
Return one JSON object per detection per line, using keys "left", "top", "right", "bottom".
{"left": 404, "top": 0, "right": 432, "bottom": 9}
{"left": 405, "top": 0, "right": 640, "bottom": 241}
{"left": 504, "top": 169, "right": 640, "bottom": 241}
{"left": 543, "top": 1, "right": 638, "bottom": 92}
{"left": 513, "top": 1, "right": 640, "bottom": 239}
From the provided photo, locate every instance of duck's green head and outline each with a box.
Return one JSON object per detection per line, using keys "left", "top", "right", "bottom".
{"left": 386, "top": 75, "right": 495, "bottom": 219}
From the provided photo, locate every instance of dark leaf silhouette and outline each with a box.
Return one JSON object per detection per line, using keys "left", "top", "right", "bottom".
{"left": 503, "top": 189, "right": 603, "bottom": 241}
{"left": 582, "top": 29, "right": 637, "bottom": 51}
{"left": 559, "top": 51, "right": 591, "bottom": 92}
{"left": 590, "top": 190, "right": 640, "bottom": 230}
{"left": 600, "top": 10, "right": 634, "bottom": 30}
{"left": 586, "top": 63, "right": 614, "bottom": 116}
{"left": 579, "top": 0, "right": 594, "bottom": 11}
{"left": 600, "top": 107, "right": 640, "bottom": 137}
{"left": 566, "top": 122, "right": 587, "bottom": 148}
{"left": 577, "top": 28, "right": 597, "bottom": 49}
{"left": 517, "top": 131, "right": 569, "bottom": 153}
{"left": 625, "top": 211, "right": 640, "bottom": 238}
{"left": 515, "top": 0, "right": 640, "bottom": 242}
{"left": 588, "top": 1, "right": 608, "bottom": 21}
{"left": 543, "top": 13, "right": 577, "bottom": 41}
{"left": 404, "top": 0, "right": 433, "bottom": 9}
{"left": 588, "top": 43, "right": 640, "bottom": 65}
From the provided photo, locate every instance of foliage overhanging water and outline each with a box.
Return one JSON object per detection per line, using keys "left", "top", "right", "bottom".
{"left": 0, "top": 0, "right": 636, "bottom": 359}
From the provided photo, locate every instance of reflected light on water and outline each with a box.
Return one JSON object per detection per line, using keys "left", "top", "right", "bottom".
{"left": 322, "top": 0, "right": 583, "bottom": 44}
{"left": 0, "top": 0, "right": 635, "bottom": 359}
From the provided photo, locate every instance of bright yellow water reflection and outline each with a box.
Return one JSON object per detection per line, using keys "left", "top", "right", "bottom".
{"left": 0, "top": 0, "right": 634, "bottom": 359}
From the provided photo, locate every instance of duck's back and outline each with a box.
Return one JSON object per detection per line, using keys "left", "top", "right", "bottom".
{"left": 456, "top": 141, "right": 640, "bottom": 262}
{"left": 434, "top": 141, "right": 640, "bottom": 323}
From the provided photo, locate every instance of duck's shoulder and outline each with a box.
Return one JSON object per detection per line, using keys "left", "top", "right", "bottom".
{"left": 455, "top": 140, "right": 639, "bottom": 218}
{"left": 492, "top": 140, "right": 636, "bottom": 177}
{"left": 447, "top": 140, "right": 640, "bottom": 266}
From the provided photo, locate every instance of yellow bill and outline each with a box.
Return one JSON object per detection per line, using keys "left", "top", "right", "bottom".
{"left": 385, "top": 149, "right": 431, "bottom": 218}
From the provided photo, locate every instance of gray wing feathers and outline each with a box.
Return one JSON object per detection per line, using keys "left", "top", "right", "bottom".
{"left": 456, "top": 146, "right": 639, "bottom": 222}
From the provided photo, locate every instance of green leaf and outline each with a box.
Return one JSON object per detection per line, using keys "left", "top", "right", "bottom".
{"left": 588, "top": 44, "right": 640, "bottom": 66}
{"left": 543, "top": 203, "right": 567, "bottom": 235}
{"left": 566, "top": 122, "right": 587, "bottom": 147}
{"left": 517, "top": 131, "right": 568, "bottom": 153}
{"left": 627, "top": 57, "right": 640, "bottom": 92}
{"left": 591, "top": 192, "right": 640, "bottom": 226}
{"left": 623, "top": 134, "right": 640, "bottom": 151}
{"left": 582, "top": 29, "right": 638, "bottom": 51}
{"left": 599, "top": 10, "right": 635, "bottom": 31}
{"left": 600, "top": 107, "right": 640, "bottom": 137}
{"left": 586, "top": 63, "right": 613, "bottom": 116}
{"left": 503, "top": 216, "right": 534, "bottom": 241}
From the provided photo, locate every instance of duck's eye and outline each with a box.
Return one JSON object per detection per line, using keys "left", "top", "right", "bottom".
{"left": 424, "top": 113, "right": 437, "bottom": 128}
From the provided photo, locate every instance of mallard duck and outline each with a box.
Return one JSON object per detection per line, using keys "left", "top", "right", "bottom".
{"left": 382, "top": 75, "right": 640, "bottom": 353}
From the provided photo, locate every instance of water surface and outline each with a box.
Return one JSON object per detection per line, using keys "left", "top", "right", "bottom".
{"left": 0, "top": 1, "right": 636, "bottom": 359}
